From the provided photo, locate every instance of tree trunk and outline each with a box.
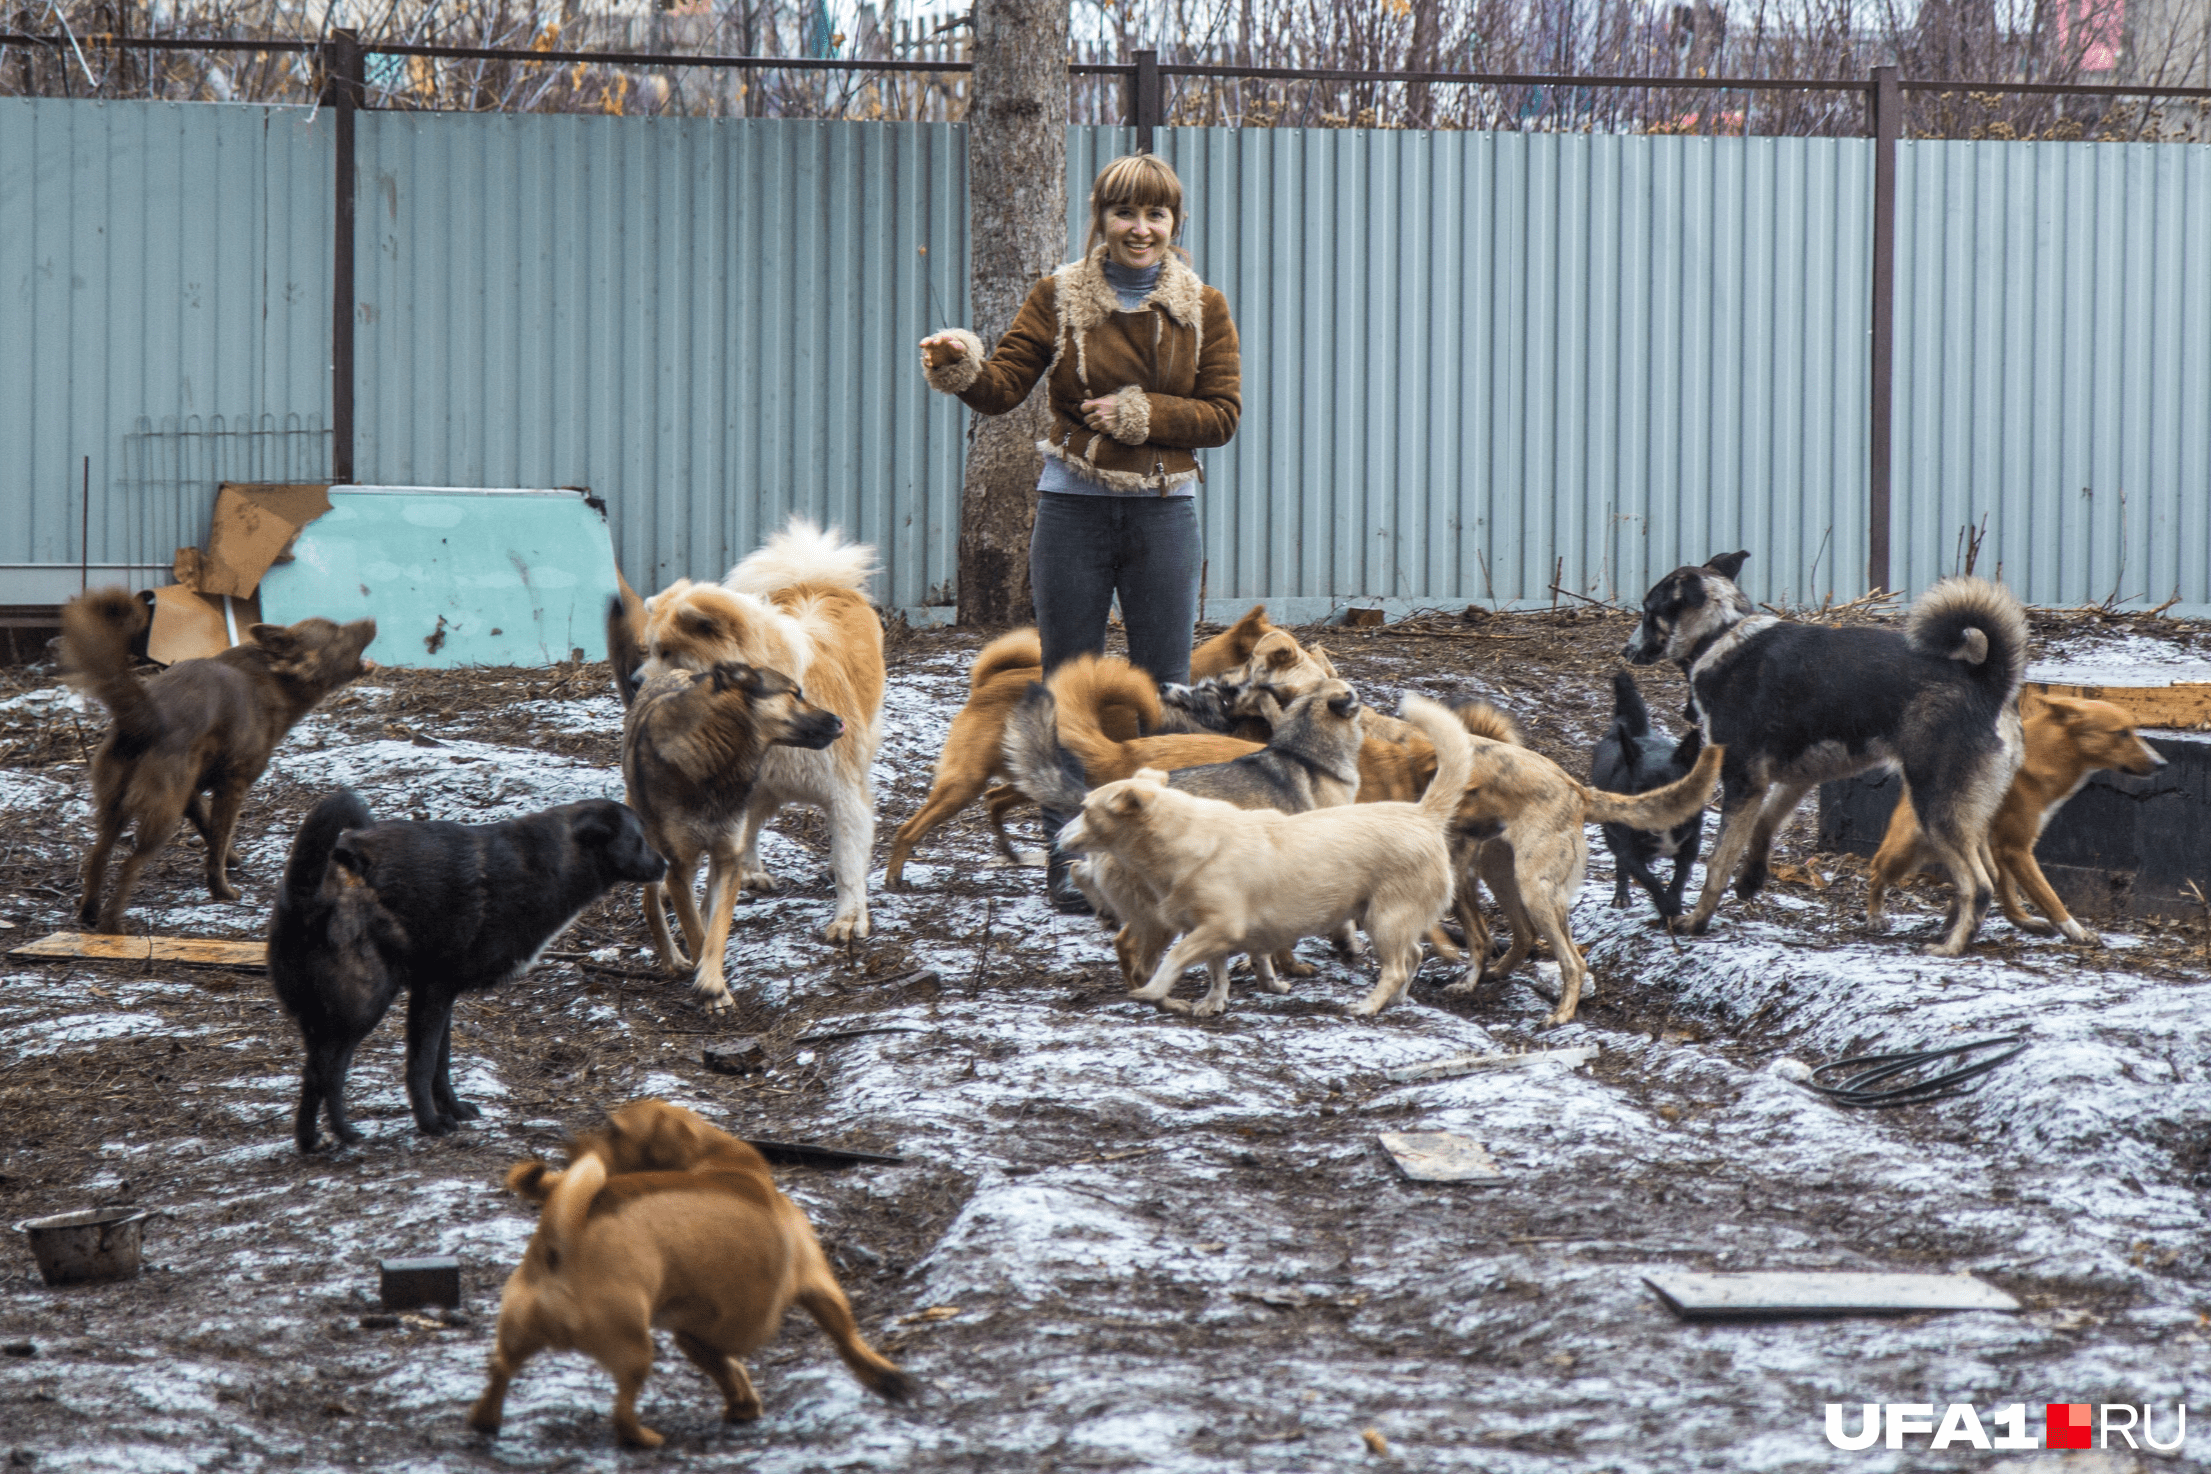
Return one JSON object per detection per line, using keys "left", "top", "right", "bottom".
{"left": 956, "top": 0, "right": 1068, "bottom": 627}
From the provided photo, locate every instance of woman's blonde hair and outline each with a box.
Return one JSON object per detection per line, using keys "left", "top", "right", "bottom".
{"left": 1083, "top": 153, "right": 1188, "bottom": 260}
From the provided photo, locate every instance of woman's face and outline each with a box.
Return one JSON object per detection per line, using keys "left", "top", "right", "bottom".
{"left": 1102, "top": 202, "right": 1176, "bottom": 269}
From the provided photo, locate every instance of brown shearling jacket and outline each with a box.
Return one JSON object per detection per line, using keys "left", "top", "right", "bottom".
{"left": 921, "top": 247, "right": 1241, "bottom": 494}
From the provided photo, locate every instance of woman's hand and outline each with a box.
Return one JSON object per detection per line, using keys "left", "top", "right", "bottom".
{"left": 919, "top": 333, "right": 968, "bottom": 370}
{"left": 1080, "top": 396, "right": 1117, "bottom": 434}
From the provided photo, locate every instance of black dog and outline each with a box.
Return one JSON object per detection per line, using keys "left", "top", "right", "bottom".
{"left": 1624, "top": 551, "right": 2026, "bottom": 954}
{"left": 270, "top": 789, "right": 667, "bottom": 1152}
{"left": 1590, "top": 671, "right": 1705, "bottom": 920}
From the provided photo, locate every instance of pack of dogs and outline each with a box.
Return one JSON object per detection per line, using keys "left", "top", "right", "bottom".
{"left": 49, "top": 531, "right": 2168, "bottom": 1447}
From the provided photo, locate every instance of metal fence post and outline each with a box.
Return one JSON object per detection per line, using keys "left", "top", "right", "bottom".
{"left": 1867, "top": 63, "right": 1899, "bottom": 594}
{"left": 325, "top": 29, "right": 363, "bottom": 485}
{"left": 1129, "top": 48, "right": 1160, "bottom": 151}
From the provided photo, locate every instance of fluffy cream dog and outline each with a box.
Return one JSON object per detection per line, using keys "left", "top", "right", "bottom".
{"left": 622, "top": 519, "right": 884, "bottom": 948}
{"left": 1058, "top": 695, "right": 1473, "bottom": 1018}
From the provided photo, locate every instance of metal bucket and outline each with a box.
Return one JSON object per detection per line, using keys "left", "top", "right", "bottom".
{"left": 16, "top": 1207, "right": 150, "bottom": 1286}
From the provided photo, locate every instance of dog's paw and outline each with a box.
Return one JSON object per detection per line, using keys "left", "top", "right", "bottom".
{"left": 1187, "top": 995, "right": 1228, "bottom": 1018}
{"left": 449, "top": 1100, "right": 483, "bottom": 1122}
{"left": 824, "top": 912, "right": 871, "bottom": 946}
{"left": 465, "top": 1404, "right": 504, "bottom": 1436}
{"left": 207, "top": 879, "right": 240, "bottom": 903}
{"left": 616, "top": 1422, "right": 665, "bottom": 1450}
{"left": 2062, "top": 921, "right": 2098, "bottom": 945}
{"left": 737, "top": 866, "right": 783, "bottom": 894}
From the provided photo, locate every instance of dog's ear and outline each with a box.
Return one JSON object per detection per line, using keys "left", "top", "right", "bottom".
{"left": 572, "top": 803, "right": 624, "bottom": 848}
{"left": 1106, "top": 786, "right": 1148, "bottom": 816}
{"left": 1310, "top": 644, "right": 1340, "bottom": 677}
{"left": 708, "top": 661, "right": 761, "bottom": 693}
{"left": 1705, "top": 550, "right": 1750, "bottom": 581}
{"left": 1671, "top": 725, "right": 1704, "bottom": 764}
{"left": 248, "top": 623, "right": 300, "bottom": 659}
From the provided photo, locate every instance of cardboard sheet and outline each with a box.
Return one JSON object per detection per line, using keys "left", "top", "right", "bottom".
{"left": 1376, "top": 1132, "right": 1507, "bottom": 1184}
{"left": 1645, "top": 1271, "right": 2022, "bottom": 1319}
{"left": 143, "top": 586, "right": 262, "bottom": 666}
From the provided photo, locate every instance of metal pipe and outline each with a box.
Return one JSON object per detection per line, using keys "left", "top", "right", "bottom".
{"left": 1131, "top": 48, "right": 1160, "bottom": 150}
{"left": 326, "top": 28, "right": 360, "bottom": 486}
{"left": 1868, "top": 64, "right": 1899, "bottom": 595}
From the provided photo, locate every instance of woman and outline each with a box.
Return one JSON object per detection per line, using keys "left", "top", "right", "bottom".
{"left": 919, "top": 153, "right": 1241, "bottom": 687}
{"left": 918, "top": 153, "right": 1242, "bottom": 910}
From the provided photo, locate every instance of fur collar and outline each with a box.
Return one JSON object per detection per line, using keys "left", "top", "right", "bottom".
{"left": 1054, "top": 246, "right": 1205, "bottom": 337}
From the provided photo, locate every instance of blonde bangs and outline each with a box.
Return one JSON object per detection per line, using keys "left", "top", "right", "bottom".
{"left": 1084, "top": 154, "right": 1188, "bottom": 258}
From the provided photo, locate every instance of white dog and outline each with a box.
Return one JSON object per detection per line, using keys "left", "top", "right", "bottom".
{"left": 1058, "top": 695, "right": 1473, "bottom": 1018}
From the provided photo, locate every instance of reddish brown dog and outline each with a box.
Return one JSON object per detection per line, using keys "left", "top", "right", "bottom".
{"left": 473, "top": 1099, "right": 913, "bottom": 1449}
{"left": 1866, "top": 692, "right": 2167, "bottom": 944}
{"left": 62, "top": 588, "right": 375, "bottom": 933}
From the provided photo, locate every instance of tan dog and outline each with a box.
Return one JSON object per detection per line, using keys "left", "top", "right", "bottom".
{"left": 1865, "top": 692, "right": 2166, "bottom": 944}
{"left": 623, "top": 519, "right": 884, "bottom": 944}
{"left": 1237, "top": 629, "right": 1437, "bottom": 800}
{"left": 471, "top": 1101, "right": 913, "bottom": 1449}
{"left": 882, "top": 608, "right": 1277, "bottom": 888}
{"left": 61, "top": 588, "right": 376, "bottom": 933}
{"left": 1059, "top": 695, "right": 1474, "bottom": 1018}
{"left": 1443, "top": 701, "right": 1723, "bottom": 1027}
{"left": 612, "top": 626, "right": 847, "bottom": 1008}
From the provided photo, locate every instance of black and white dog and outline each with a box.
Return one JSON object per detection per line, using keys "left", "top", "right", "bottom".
{"left": 1624, "top": 551, "right": 2026, "bottom": 954}
{"left": 269, "top": 789, "right": 667, "bottom": 1152}
{"left": 1590, "top": 671, "right": 1705, "bottom": 920}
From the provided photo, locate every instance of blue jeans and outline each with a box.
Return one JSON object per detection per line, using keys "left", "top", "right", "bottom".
{"left": 1029, "top": 492, "right": 1202, "bottom": 687}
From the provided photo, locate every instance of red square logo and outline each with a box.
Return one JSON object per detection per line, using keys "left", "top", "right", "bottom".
{"left": 2047, "top": 1403, "right": 2093, "bottom": 1450}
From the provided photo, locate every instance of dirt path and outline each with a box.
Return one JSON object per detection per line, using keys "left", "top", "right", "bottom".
{"left": 2, "top": 607, "right": 2206, "bottom": 1471}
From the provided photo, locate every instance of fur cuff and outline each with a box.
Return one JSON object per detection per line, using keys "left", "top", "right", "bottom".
{"left": 921, "top": 328, "right": 986, "bottom": 394}
{"left": 1106, "top": 384, "right": 1151, "bottom": 445}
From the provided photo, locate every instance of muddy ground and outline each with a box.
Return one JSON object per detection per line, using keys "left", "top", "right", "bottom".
{"left": 1, "top": 603, "right": 2207, "bottom": 1473}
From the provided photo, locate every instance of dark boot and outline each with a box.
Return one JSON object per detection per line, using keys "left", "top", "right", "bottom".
{"left": 1038, "top": 809, "right": 1092, "bottom": 915}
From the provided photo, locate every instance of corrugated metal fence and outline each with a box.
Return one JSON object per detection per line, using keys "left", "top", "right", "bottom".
{"left": 0, "top": 99, "right": 331, "bottom": 603}
{"left": 5, "top": 99, "right": 2208, "bottom": 617}
{"left": 1893, "top": 139, "right": 2211, "bottom": 610}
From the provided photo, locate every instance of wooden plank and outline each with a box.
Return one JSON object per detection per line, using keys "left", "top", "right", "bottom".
{"left": 1376, "top": 1132, "right": 1506, "bottom": 1184}
{"left": 1383, "top": 1045, "right": 1598, "bottom": 1084}
{"left": 1645, "top": 1271, "right": 2021, "bottom": 1319}
{"left": 8, "top": 932, "right": 267, "bottom": 968}
{"left": 2026, "top": 680, "right": 2211, "bottom": 730}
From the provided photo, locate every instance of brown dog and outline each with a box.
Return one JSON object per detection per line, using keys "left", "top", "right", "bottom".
{"left": 1865, "top": 692, "right": 2166, "bottom": 944}
{"left": 883, "top": 607, "right": 1278, "bottom": 888}
{"left": 613, "top": 615, "right": 847, "bottom": 1008}
{"left": 623, "top": 519, "right": 884, "bottom": 944}
{"left": 62, "top": 588, "right": 376, "bottom": 933}
{"left": 1444, "top": 701, "right": 1724, "bottom": 1026}
{"left": 472, "top": 1100, "right": 913, "bottom": 1449}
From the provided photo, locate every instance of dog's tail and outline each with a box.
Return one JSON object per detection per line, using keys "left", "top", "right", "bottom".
{"left": 1452, "top": 699, "right": 1525, "bottom": 747}
{"left": 605, "top": 593, "right": 646, "bottom": 710}
{"left": 724, "top": 516, "right": 879, "bottom": 599}
{"left": 1046, "top": 655, "right": 1163, "bottom": 783}
{"left": 1001, "top": 683, "right": 1092, "bottom": 814}
{"left": 1906, "top": 576, "right": 2028, "bottom": 698}
{"left": 969, "top": 627, "right": 1043, "bottom": 693}
{"left": 280, "top": 789, "right": 373, "bottom": 917}
{"left": 542, "top": 1148, "right": 608, "bottom": 1261}
{"left": 1404, "top": 695, "right": 1475, "bottom": 823}
{"left": 1609, "top": 671, "right": 1653, "bottom": 739}
{"left": 60, "top": 588, "right": 160, "bottom": 754}
{"left": 1190, "top": 604, "right": 1273, "bottom": 679}
{"left": 1583, "top": 744, "right": 1724, "bottom": 831}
